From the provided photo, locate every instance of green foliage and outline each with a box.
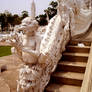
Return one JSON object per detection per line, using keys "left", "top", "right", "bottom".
{"left": 36, "top": 1, "right": 58, "bottom": 26}
{"left": 44, "top": 1, "right": 58, "bottom": 19}
{"left": 36, "top": 14, "right": 48, "bottom": 26}
{"left": 0, "top": 46, "right": 11, "bottom": 57}
{"left": 12, "top": 14, "right": 21, "bottom": 26}
{"left": 21, "top": 11, "right": 29, "bottom": 20}
{"left": 0, "top": 10, "right": 29, "bottom": 32}
{"left": 50, "top": 1, "right": 58, "bottom": 8}
{"left": 0, "top": 13, "right": 8, "bottom": 31}
{"left": 44, "top": 7, "right": 57, "bottom": 19}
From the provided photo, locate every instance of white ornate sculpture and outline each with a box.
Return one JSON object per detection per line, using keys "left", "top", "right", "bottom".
{"left": 0, "top": 0, "right": 92, "bottom": 92}
{"left": 62, "top": 0, "right": 92, "bottom": 38}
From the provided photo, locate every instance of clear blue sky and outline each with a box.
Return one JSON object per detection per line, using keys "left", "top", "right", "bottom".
{"left": 0, "top": 0, "right": 56, "bottom": 16}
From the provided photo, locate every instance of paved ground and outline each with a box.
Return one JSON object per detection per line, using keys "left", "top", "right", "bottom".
{"left": 0, "top": 55, "right": 23, "bottom": 92}
{"left": 0, "top": 77, "right": 10, "bottom": 92}
{"left": 0, "top": 42, "right": 10, "bottom": 46}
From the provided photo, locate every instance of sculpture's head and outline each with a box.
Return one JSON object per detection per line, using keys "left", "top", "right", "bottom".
{"left": 18, "top": 17, "right": 39, "bottom": 36}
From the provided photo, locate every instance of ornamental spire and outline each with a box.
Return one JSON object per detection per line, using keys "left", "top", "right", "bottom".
{"left": 31, "top": 0, "right": 36, "bottom": 19}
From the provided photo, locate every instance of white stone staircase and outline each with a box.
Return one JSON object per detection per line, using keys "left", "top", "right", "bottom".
{"left": 45, "top": 40, "right": 91, "bottom": 92}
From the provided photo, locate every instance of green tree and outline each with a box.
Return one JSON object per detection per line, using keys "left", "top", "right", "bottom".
{"left": 7, "top": 13, "right": 13, "bottom": 25}
{"left": 0, "top": 13, "right": 7, "bottom": 31}
{"left": 36, "top": 1, "right": 58, "bottom": 26}
{"left": 12, "top": 14, "right": 21, "bottom": 26}
{"left": 44, "top": 1, "right": 58, "bottom": 19}
{"left": 36, "top": 14, "right": 48, "bottom": 26}
{"left": 21, "top": 11, "right": 29, "bottom": 20}
{"left": 0, "top": 12, "right": 21, "bottom": 31}
{"left": 50, "top": 1, "right": 58, "bottom": 8}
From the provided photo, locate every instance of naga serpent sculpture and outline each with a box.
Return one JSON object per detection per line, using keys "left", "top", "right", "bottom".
{"left": 0, "top": 0, "right": 91, "bottom": 92}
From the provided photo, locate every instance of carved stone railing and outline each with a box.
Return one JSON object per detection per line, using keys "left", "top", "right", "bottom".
{"left": 80, "top": 42, "right": 92, "bottom": 92}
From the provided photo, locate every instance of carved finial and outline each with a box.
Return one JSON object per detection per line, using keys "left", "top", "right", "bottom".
{"left": 31, "top": 0, "right": 36, "bottom": 19}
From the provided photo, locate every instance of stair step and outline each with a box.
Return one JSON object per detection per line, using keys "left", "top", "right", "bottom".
{"left": 66, "top": 45, "right": 90, "bottom": 53}
{"left": 45, "top": 40, "right": 90, "bottom": 91}
{"left": 63, "top": 52, "right": 89, "bottom": 57}
{"left": 69, "top": 40, "right": 91, "bottom": 46}
{"left": 57, "top": 61, "right": 86, "bottom": 73}
{"left": 51, "top": 72, "right": 84, "bottom": 86}
{"left": 46, "top": 83, "right": 81, "bottom": 92}
{"left": 62, "top": 52, "right": 89, "bottom": 62}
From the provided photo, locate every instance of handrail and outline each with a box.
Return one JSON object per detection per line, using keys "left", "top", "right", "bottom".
{"left": 80, "top": 42, "right": 92, "bottom": 92}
